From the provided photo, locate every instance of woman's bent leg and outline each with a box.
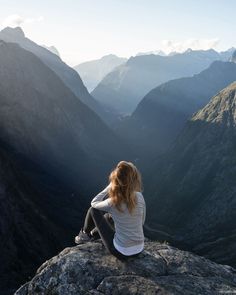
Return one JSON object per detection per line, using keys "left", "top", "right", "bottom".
{"left": 89, "top": 212, "right": 114, "bottom": 238}
{"left": 83, "top": 206, "right": 97, "bottom": 234}
{"left": 89, "top": 207, "right": 128, "bottom": 261}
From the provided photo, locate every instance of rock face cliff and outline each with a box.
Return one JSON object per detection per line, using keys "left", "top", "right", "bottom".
{"left": 15, "top": 241, "right": 236, "bottom": 295}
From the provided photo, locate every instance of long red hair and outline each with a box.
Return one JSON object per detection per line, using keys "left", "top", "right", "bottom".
{"left": 108, "top": 161, "right": 143, "bottom": 213}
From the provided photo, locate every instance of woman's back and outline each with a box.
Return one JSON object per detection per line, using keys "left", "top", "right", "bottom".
{"left": 88, "top": 160, "right": 145, "bottom": 257}
{"left": 110, "top": 191, "right": 146, "bottom": 248}
{"left": 91, "top": 184, "right": 146, "bottom": 248}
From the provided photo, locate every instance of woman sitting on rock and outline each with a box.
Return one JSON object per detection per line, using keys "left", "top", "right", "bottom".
{"left": 75, "top": 160, "right": 146, "bottom": 260}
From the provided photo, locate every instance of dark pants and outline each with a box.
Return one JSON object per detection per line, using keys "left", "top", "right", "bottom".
{"left": 83, "top": 207, "right": 141, "bottom": 261}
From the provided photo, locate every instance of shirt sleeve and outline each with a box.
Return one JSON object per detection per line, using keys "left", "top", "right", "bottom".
{"left": 91, "top": 183, "right": 112, "bottom": 212}
{"left": 142, "top": 201, "right": 146, "bottom": 225}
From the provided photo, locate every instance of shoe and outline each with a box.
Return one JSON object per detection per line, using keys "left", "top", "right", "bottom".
{"left": 89, "top": 228, "right": 100, "bottom": 241}
{"left": 75, "top": 229, "right": 91, "bottom": 244}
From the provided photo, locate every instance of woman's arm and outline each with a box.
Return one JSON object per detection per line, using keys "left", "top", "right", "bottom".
{"left": 91, "top": 183, "right": 112, "bottom": 211}
{"left": 142, "top": 202, "right": 146, "bottom": 225}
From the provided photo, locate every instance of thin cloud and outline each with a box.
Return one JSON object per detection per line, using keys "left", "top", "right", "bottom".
{"left": 161, "top": 38, "right": 220, "bottom": 54}
{"left": 1, "top": 14, "right": 44, "bottom": 28}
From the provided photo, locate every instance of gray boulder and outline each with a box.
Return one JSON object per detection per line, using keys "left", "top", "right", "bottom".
{"left": 15, "top": 241, "right": 236, "bottom": 295}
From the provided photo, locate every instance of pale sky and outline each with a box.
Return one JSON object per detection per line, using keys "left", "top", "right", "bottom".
{"left": 0, "top": 0, "right": 235, "bottom": 66}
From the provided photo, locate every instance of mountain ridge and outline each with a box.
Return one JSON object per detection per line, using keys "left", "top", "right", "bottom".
{"left": 74, "top": 54, "right": 127, "bottom": 92}
{"left": 115, "top": 60, "right": 236, "bottom": 162}
{"left": 0, "top": 26, "right": 113, "bottom": 123}
{"left": 92, "top": 49, "right": 231, "bottom": 116}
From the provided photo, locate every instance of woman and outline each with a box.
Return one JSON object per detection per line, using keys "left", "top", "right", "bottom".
{"left": 74, "top": 161, "right": 146, "bottom": 260}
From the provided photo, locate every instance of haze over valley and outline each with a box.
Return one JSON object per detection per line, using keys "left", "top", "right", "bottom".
{"left": 1, "top": 1, "right": 236, "bottom": 294}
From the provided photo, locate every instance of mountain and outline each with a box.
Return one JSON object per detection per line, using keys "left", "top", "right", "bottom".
{"left": 0, "top": 40, "right": 131, "bottom": 293}
{"left": 220, "top": 47, "right": 236, "bottom": 61}
{"left": 0, "top": 141, "right": 70, "bottom": 295}
{"left": 42, "top": 45, "right": 60, "bottom": 56}
{"left": 0, "top": 26, "right": 111, "bottom": 123}
{"left": 231, "top": 50, "right": 236, "bottom": 62}
{"left": 136, "top": 50, "right": 167, "bottom": 56}
{"left": 145, "top": 82, "right": 236, "bottom": 267}
{"left": 74, "top": 54, "right": 127, "bottom": 92}
{"left": 92, "top": 49, "right": 229, "bottom": 115}
{"left": 115, "top": 61, "right": 236, "bottom": 161}
{"left": 15, "top": 241, "right": 236, "bottom": 295}
{"left": 0, "top": 40, "right": 127, "bottom": 190}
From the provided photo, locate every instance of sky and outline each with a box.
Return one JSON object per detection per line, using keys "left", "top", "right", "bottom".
{"left": 0, "top": 0, "right": 235, "bottom": 66}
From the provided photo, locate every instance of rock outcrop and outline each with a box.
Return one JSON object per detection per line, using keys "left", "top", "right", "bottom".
{"left": 15, "top": 241, "right": 236, "bottom": 295}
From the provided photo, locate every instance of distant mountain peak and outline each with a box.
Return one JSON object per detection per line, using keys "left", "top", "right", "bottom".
{"left": 0, "top": 39, "right": 6, "bottom": 46}
{"left": 42, "top": 45, "right": 60, "bottom": 56}
{"left": 230, "top": 50, "right": 236, "bottom": 63}
{"left": 101, "top": 54, "right": 119, "bottom": 59}
{"left": 136, "top": 50, "right": 166, "bottom": 56}
{"left": 185, "top": 48, "right": 193, "bottom": 53}
{"left": 1, "top": 26, "right": 25, "bottom": 39}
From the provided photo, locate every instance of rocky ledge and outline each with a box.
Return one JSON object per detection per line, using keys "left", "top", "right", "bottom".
{"left": 15, "top": 241, "right": 236, "bottom": 295}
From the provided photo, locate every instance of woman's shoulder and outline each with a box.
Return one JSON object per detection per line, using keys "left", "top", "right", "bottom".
{"left": 135, "top": 191, "right": 145, "bottom": 203}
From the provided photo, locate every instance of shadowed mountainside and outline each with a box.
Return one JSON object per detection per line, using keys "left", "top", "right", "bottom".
{"left": 0, "top": 40, "right": 129, "bottom": 191}
{"left": 145, "top": 82, "right": 236, "bottom": 267}
{"left": 0, "top": 40, "right": 132, "bottom": 294}
{"left": 0, "top": 140, "right": 79, "bottom": 294}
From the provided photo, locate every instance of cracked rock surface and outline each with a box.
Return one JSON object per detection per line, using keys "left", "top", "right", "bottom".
{"left": 15, "top": 241, "right": 236, "bottom": 295}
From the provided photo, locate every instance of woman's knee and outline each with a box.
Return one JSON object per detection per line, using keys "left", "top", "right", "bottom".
{"left": 89, "top": 206, "right": 101, "bottom": 217}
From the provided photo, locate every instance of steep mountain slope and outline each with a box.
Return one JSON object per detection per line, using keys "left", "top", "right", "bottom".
{"left": 0, "top": 40, "right": 131, "bottom": 294}
{"left": 0, "top": 40, "right": 127, "bottom": 191}
{"left": 145, "top": 82, "right": 236, "bottom": 267}
{"left": 0, "top": 141, "right": 72, "bottom": 295}
{"left": 74, "top": 54, "right": 127, "bottom": 91}
{"left": 116, "top": 61, "right": 236, "bottom": 159}
{"left": 92, "top": 49, "right": 227, "bottom": 115}
{"left": 0, "top": 26, "right": 111, "bottom": 123}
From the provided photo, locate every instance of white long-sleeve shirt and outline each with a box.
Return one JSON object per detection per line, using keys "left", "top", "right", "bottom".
{"left": 91, "top": 183, "right": 146, "bottom": 254}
